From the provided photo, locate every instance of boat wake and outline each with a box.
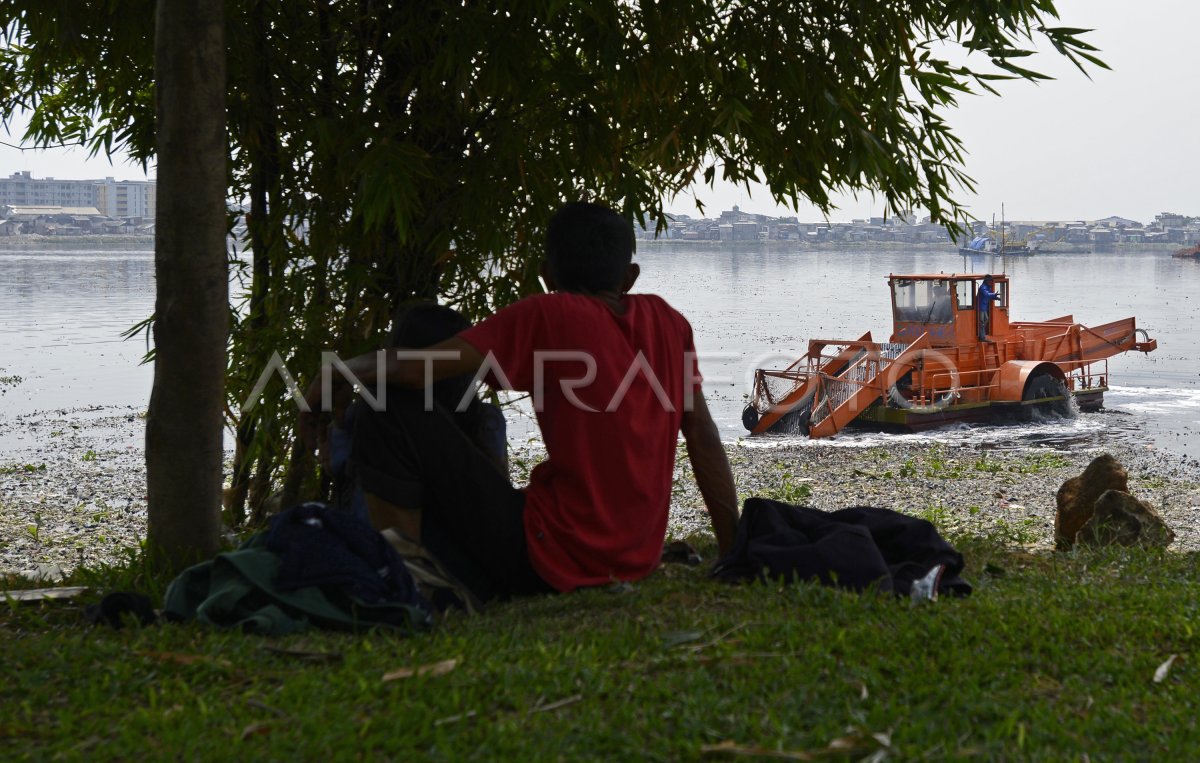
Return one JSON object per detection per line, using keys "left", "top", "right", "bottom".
{"left": 1104, "top": 385, "right": 1200, "bottom": 415}
{"left": 741, "top": 385, "right": 1200, "bottom": 458}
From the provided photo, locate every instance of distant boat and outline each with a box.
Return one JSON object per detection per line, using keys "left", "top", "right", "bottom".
{"left": 1173, "top": 244, "right": 1200, "bottom": 259}
{"left": 959, "top": 235, "right": 991, "bottom": 255}
{"left": 958, "top": 236, "right": 1033, "bottom": 256}
{"left": 957, "top": 205, "right": 1038, "bottom": 256}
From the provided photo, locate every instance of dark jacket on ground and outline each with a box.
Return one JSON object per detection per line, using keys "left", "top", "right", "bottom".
{"left": 711, "top": 498, "right": 972, "bottom": 597}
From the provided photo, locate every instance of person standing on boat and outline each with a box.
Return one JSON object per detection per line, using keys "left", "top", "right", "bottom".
{"left": 976, "top": 274, "right": 1001, "bottom": 341}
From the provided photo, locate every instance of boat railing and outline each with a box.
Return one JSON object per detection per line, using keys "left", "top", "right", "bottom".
{"left": 750, "top": 335, "right": 874, "bottom": 412}
{"left": 1010, "top": 321, "right": 1077, "bottom": 329}
{"left": 1056, "top": 358, "right": 1109, "bottom": 391}
{"left": 807, "top": 343, "right": 880, "bottom": 422}
{"left": 751, "top": 368, "right": 812, "bottom": 411}
{"left": 893, "top": 359, "right": 996, "bottom": 407}
{"left": 797, "top": 339, "right": 900, "bottom": 427}
{"left": 810, "top": 361, "right": 885, "bottom": 428}
{"left": 1009, "top": 319, "right": 1155, "bottom": 359}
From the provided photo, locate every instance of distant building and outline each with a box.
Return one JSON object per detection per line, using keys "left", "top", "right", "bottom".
{"left": 1155, "top": 212, "right": 1191, "bottom": 229}
{"left": 1095, "top": 215, "right": 1140, "bottom": 228}
{"left": 719, "top": 205, "right": 743, "bottom": 223}
{"left": 0, "top": 172, "right": 96, "bottom": 208}
{"left": 645, "top": 206, "right": 1197, "bottom": 246}
{"left": 94, "top": 177, "right": 156, "bottom": 218}
{"left": 732, "top": 221, "right": 760, "bottom": 240}
{"left": 0, "top": 171, "right": 155, "bottom": 219}
{"left": 0, "top": 204, "right": 105, "bottom": 235}
{"left": 775, "top": 223, "right": 800, "bottom": 239}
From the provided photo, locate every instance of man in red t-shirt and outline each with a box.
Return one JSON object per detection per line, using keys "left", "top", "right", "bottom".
{"left": 302, "top": 202, "right": 738, "bottom": 601}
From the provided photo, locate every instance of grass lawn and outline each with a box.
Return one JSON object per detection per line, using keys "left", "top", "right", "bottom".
{"left": 4, "top": 535, "right": 1200, "bottom": 761}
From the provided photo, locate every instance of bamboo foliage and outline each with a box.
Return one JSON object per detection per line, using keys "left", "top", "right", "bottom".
{"left": 0, "top": 0, "right": 1105, "bottom": 522}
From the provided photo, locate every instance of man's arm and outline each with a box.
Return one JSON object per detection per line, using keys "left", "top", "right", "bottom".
{"left": 680, "top": 390, "right": 739, "bottom": 556}
{"left": 298, "top": 336, "right": 485, "bottom": 448}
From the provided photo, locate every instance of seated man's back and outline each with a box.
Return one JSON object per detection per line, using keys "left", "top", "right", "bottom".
{"left": 460, "top": 289, "right": 699, "bottom": 590}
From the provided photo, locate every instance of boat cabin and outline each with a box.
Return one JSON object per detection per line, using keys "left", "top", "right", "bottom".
{"left": 889, "top": 273, "right": 1008, "bottom": 347}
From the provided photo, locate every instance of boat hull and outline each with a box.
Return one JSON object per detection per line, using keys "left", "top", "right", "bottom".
{"left": 958, "top": 245, "right": 1033, "bottom": 256}
{"left": 853, "top": 388, "right": 1104, "bottom": 431}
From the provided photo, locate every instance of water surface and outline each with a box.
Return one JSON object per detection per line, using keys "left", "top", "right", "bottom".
{"left": 1, "top": 245, "right": 1196, "bottom": 459}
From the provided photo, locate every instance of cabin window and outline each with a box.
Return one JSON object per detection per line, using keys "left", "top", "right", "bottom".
{"left": 955, "top": 281, "right": 974, "bottom": 310}
{"left": 891, "top": 279, "right": 954, "bottom": 324}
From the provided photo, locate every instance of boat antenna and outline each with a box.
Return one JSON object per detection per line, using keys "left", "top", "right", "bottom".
{"left": 1000, "top": 203, "right": 1008, "bottom": 275}
{"left": 1001, "top": 203, "right": 1006, "bottom": 252}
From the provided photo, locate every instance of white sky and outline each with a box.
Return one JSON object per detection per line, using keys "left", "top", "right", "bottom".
{"left": 2, "top": 0, "right": 1196, "bottom": 224}
{"left": 672, "top": 0, "right": 1200, "bottom": 223}
{"left": 0, "top": 127, "right": 152, "bottom": 184}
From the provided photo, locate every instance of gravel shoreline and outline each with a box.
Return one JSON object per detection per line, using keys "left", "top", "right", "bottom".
{"left": 3, "top": 406, "right": 1199, "bottom": 579}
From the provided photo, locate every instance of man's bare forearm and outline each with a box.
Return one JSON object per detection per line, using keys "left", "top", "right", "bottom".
{"left": 301, "top": 336, "right": 484, "bottom": 412}
{"left": 681, "top": 394, "right": 739, "bottom": 556}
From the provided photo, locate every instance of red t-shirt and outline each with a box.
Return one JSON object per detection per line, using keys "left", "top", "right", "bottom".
{"left": 459, "top": 292, "right": 701, "bottom": 591}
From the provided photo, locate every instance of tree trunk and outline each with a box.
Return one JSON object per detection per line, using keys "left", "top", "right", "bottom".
{"left": 146, "top": 0, "right": 228, "bottom": 570}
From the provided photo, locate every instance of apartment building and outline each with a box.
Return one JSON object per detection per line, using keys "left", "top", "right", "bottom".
{"left": 94, "top": 177, "right": 156, "bottom": 218}
{"left": 0, "top": 171, "right": 96, "bottom": 207}
{"left": 0, "top": 172, "right": 155, "bottom": 219}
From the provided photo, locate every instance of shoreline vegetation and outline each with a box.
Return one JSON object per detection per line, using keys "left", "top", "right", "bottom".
{"left": 5, "top": 406, "right": 1200, "bottom": 759}
{"left": 0, "top": 233, "right": 155, "bottom": 250}
{"left": 2, "top": 405, "right": 1197, "bottom": 580}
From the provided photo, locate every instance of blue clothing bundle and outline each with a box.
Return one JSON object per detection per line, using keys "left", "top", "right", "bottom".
{"left": 264, "top": 501, "right": 418, "bottom": 604}
{"left": 163, "top": 502, "right": 432, "bottom": 635}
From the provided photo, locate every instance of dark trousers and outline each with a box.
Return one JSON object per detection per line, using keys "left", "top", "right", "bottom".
{"left": 977, "top": 309, "right": 990, "bottom": 341}
{"left": 348, "top": 388, "right": 551, "bottom": 602}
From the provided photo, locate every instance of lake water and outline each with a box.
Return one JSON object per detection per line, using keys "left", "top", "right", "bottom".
{"left": 0, "top": 250, "right": 155, "bottom": 412}
{"left": 1, "top": 246, "right": 1197, "bottom": 459}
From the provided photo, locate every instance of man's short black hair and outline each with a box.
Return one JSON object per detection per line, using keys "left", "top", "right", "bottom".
{"left": 982, "top": 274, "right": 995, "bottom": 283}
{"left": 388, "top": 302, "right": 470, "bottom": 348}
{"left": 387, "top": 302, "right": 477, "bottom": 416}
{"left": 545, "top": 202, "right": 634, "bottom": 293}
